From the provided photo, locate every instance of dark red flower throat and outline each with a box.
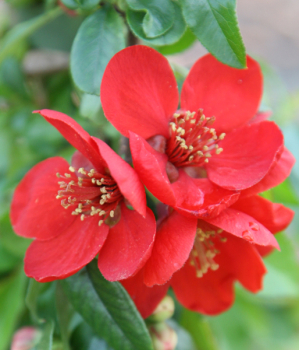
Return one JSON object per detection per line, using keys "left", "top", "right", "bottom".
{"left": 166, "top": 109, "right": 225, "bottom": 168}
{"left": 56, "top": 166, "right": 122, "bottom": 226}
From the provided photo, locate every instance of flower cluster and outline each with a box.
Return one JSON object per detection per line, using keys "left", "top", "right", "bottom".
{"left": 11, "top": 46, "right": 294, "bottom": 317}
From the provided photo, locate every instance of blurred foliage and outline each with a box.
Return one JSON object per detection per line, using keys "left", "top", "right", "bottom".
{"left": 0, "top": 0, "right": 299, "bottom": 349}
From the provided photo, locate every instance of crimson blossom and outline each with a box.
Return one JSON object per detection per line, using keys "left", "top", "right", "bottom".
{"left": 100, "top": 45, "right": 295, "bottom": 316}
{"left": 10, "top": 110, "right": 156, "bottom": 282}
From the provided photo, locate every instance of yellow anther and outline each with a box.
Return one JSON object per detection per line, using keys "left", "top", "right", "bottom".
{"left": 110, "top": 210, "right": 115, "bottom": 218}
{"left": 190, "top": 119, "right": 196, "bottom": 124}
{"left": 189, "top": 145, "right": 194, "bottom": 151}
{"left": 204, "top": 158, "right": 209, "bottom": 163}
{"left": 96, "top": 180, "right": 102, "bottom": 186}
{"left": 78, "top": 168, "right": 87, "bottom": 175}
{"left": 56, "top": 195, "right": 62, "bottom": 199}
{"left": 100, "top": 199, "right": 105, "bottom": 205}
{"left": 205, "top": 153, "right": 211, "bottom": 158}
{"left": 78, "top": 203, "right": 83, "bottom": 209}
{"left": 215, "top": 148, "right": 223, "bottom": 154}
{"left": 98, "top": 220, "right": 104, "bottom": 226}
{"left": 100, "top": 187, "right": 107, "bottom": 193}
{"left": 56, "top": 172, "right": 60, "bottom": 177}
{"left": 106, "top": 194, "right": 111, "bottom": 199}
{"left": 203, "top": 145, "right": 209, "bottom": 151}
{"left": 72, "top": 211, "right": 78, "bottom": 215}
{"left": 99, "top": 210, "right": 106, "bottom": 216}
{"left": 197, "top": 135, "right": 201, "bottom": 139}
{"left": 189, "top": 155, "right": 194, "bottom": 162}
{"left": 87, "top": 169, "right": 95, "bottom": 177}
{"left": 80, "top": 214, "right": 85, "bottom": 221}
{"left": 64, "top": 173, "right": 71, "bottom": 178}
{"left": 69, "top": 166, "right": 75, "bottom": 172}
{"left": 75, "top": 208, "right": 82, "bottom": 213}
{"left": 91, "top": 178, "right": 96, "bottom": 184}
{"left": 219, "top": 133, "right": 226, "bottom": 140}
{"left": 197, "top": 151, "right": 203, "bottom": 157}
{"left": 173, "top": 113, "right": 180, "bottom": 118}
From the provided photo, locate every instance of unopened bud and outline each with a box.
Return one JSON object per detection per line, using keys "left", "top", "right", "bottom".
{"left": 11, "top": 327, "right": 41, "bottom": 350}
{"left": 148, "top": 296, "right": 175, "bottom": 323}
{"left": 149, "top": 323, "right": 178, "bottom": 350}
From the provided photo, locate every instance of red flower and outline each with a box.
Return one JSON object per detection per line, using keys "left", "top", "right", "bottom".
{"left": 10, "top": 109, "right": 156, "bottom": 282}
{"left": 100, "top": 45, "right": 291, "bottom": 216}
{"left": 101, "top": 45, "right": 295, "bottom": 289}
{"left": 122, "top": 194, "right": 294, "bottom": 317}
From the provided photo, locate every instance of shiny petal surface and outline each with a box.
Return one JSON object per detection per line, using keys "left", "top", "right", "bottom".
{"left": 143, "top": 210, "right": 197, "bottom": 286}
{"left": 171, "top": 234, "right": 266, "bottom": 315}
{"left": 181, "top": 54, "right": 262, "bottom": 133}
{"left": 11, "top": 157, "right": 75, "bottom": 240}
{"left": 232, "top": 195, "right": 294, "bottom": 233}
{"left": 207, "top": 121, "right": 283, "bottom": 190}
{"left": 176, "top": 178, "right": 240, "bottom": 219}
{"left": 92, "top": 137, "right": 146, "bottom": 217}
{"left": 129, "top": 132, "right": 176, "bottom": 206}
{"left": 241, "top": 147, "right": 295, "bottom": 197}
{"left": 101, "top": 45, "right": 179, "bottom": 138}
{"left": 24, "top": 216, "right": 109, "bottom": 282}
{"left": 98, "top": 204, "right": 156, "bottom": 281}
{"left": 205, "top": 208, "right": 279, "bottom": 249}
{"left": 35, "top": 109, "right": 104, "bottom": 171}
{"left": 121, "top": 269, "right": 169, "bottom": 319}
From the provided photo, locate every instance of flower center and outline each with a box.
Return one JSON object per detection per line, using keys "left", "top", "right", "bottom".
{"left": 190, "top": 225, "right": 227, "bottom": 278}
{"left": 56, "top": 166, "right": 123, "bottom": 226}
{"left": 166, "top": 109, "right": 225, "bottom": 168}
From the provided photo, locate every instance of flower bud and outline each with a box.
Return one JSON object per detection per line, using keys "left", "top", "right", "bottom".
{"left": 149, "top": 323, "right": 178, "bottom": 350}
{"left": 11, "top": 327, "right": 41, "bottom": 350}
{"left": 148, "top": 296, "right": 175, "bottom": 323}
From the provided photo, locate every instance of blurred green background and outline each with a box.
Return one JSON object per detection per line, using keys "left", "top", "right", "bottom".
{"left": 0, "top": 0, "right": 299, "bottom": 349}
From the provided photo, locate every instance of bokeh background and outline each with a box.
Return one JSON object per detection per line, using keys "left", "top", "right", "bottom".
{"left": 0, "top": 0, "right": 299, "bottom": 349}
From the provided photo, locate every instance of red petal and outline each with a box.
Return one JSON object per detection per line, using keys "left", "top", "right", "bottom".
{"left": 171, "top": 170, "right": 204, "bottom": 210}
{"left": 24, "top": 216, "right": 109, "bottom": 282}
{"left": 34, "top": 109, "right": 104, "bottom": 171}
{"left": 175, "top": 178, "right": 240, "bottom": 219}
{"left": 98, "top": 204, "right": 156, "bottom": 281}
{"left": 101, "top": 45, "right": 178, "bottom": 138}
{"left": 207, "top": 121, "right": 283, "bottom": 190}
{"left": 204, "top": 208, "right": 279, "bottom": 249}
{"left": 232, "top": 195, "right": 294, "bottom": 233}
{"left": 171, "top": 234, "right": 266, "bottom": 315}
{"left": 143, "top": 211, "right": 197, "bottom": 286}
{"left": 10, "top": 157, "right": 76, "bottom": 240}
{"left": 121, "top": 269, "right": 169, "bottom": 319}
{"left": 92, "top": 137, "right": 146, "bottom": 217}
{"left": 241, "top": 147, "right": 295, "bottom": 197}
{"left": 181, "top": 54, "right": 262, "bottom": 133}
{"left": 129, "top": 132, "right": 176, "bottom": 206}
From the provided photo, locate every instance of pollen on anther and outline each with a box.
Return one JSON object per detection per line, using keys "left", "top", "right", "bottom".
{"left": 69, "top": 166, "right": 75, "bottom": 172}
{"left": 215, "top": 148, "right": 223, "bottom": 154}
{"left": 80, "top": 214, "right": 85, "bottom": 221}
{"left": 110, "top": 210, "right": 114, "bottom": 218}
{"left": 98, "top": 220, "right": 104, "bottom": 226}
{"left": 219, "top": 133, "right": 226, "bottom": 140}
{"left": 64, "top": 173, "right": 71, "bottom": 178}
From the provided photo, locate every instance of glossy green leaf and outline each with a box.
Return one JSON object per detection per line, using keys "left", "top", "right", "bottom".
{"left": 126, "top": 0, "right": 175, "bottom": 38}
{"left": 127, "top": 2, "right": 185, "bottom": 46}
{"left": 179, "top": 0, "right": 246, "bottom": 68}
{"left": 33, "top": 320, "right": 54, "bottom": 350}
{"left": 157, "top": 28, "right": 196, "bottom": 55}
{"left": 0, "top": 7, "right": 63, "bottom": 65}
{"left": 71, "top": 5, "right": 126, "bottom": 95}
{"left": 62, "top": 260, "right": 153, "bottom": 350}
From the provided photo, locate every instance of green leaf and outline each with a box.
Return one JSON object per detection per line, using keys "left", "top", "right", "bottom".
{"left": 33, "top": 320, "right": 54, "bottom": 350}
{"left": 127, "top": 2, "right": 185, "bottom": 46}
{"left": 62, "top": 260, "right": 154, "bottom": 350}
{"left": 71, "top": 5, "right": 126, "bottom": 95}
{"left": 0, "top": 7, "right": 63, "bottom": 65}
{"left": 157, "top": 27, "right": 196, "bottom": 55}
{"left": 179, "top": 0, "right": 246, "bottom": 68}
{"left": 126, "top": 0, "right": 175, "bottom": 38}
{"left": 26, "top": 279, "right": 43, "bottom": 323}
{"left": 0, "top": 270, "right": 26, "bottom": 350}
